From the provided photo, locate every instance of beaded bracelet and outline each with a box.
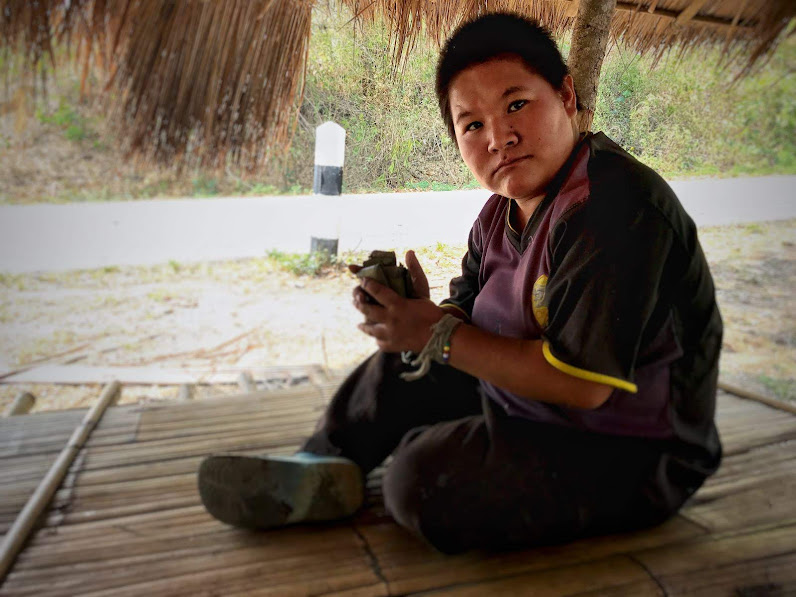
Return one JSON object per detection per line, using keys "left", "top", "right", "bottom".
{"left": 400, "top": 314, "right": 462, "bottom": 381}
{"left": 441, "top": 340, "right": 452, "bottom": 364}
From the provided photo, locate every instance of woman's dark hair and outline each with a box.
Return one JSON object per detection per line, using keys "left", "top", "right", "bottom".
{"left": 435, "top": 13, "right": 579, "bottom": 142}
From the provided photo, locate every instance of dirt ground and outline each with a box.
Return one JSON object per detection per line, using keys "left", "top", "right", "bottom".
{"left": 0, "top": 219, "right": 793, "bottom": 412}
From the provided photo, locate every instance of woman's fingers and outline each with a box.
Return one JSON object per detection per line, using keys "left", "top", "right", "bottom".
{"left": 358, "top": 322, "right": 388, "bottom": 340}
{"left": 405, "top": 250, "right": 430, "bottom": 299}
{"left": 353, "top": 287, "right": 386, "bottom": 323}
{"left": 352, "top": 286, "right": 369, "bottom": 304}
{"left": 359, "top": 278, "right": 400, "bottom": 307}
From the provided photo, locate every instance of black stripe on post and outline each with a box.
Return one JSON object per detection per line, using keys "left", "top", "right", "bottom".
{"left": 313, "top": 165, "right": 343, "bottom": 196}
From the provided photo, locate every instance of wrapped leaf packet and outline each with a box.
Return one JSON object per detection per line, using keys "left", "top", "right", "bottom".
{"left": 355, "top": 250, "right": 416, "bottom": 302}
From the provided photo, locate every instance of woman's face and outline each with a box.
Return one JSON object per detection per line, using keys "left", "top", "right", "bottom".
{"left": 448, "top": 55, "right": 578, "bottom": 203}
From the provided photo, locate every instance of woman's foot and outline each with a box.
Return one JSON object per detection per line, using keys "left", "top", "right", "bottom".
{"left": 197, "top": 452, "right": 364, "bottom": 529}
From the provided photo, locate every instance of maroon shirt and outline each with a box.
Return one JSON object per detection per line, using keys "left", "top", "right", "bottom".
{"left": 442, "top": 133, "right": 722, "bottom": 475}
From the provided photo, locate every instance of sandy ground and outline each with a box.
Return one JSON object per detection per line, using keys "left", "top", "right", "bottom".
{"left": 0, "top": 220, "right": 793, "bottom": 412}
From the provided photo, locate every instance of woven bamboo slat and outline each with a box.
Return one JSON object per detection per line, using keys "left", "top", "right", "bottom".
{"left": 633, "top": 523, "right": 796, "bottom": 593}
{"left": 67, "top": 452, "right": 258, "bottom": 487}
{"left": 650, "top": 550, "right": 796, "bottom": 595}
{"left": 46, "top": 496, "right": 216, "bottom": 528}
{"left": 0, "top": 382, "right": 120, "bottom": 582}
{"left": 28, "top": 507, "right": 209, "bottom": 547}
{"left": 407, "top": 555, "right": 658, "bottom": 596}
{"left": 130, "top": 409, "right": 319, "bottom": 443}
{"left": 86, "top": 414, "right": 315, "bottom": 454}
{"left": 78, "top": 430, "right": 306, "bottom": 471}
{"left": 7, "top": 526, "right": 376, "bottom": 597}
{"left": 19, "top": 520, "right": 224, "bottom": 567}
{"left": 0, "top": 414, "right": 95, "bottom": 537}
{"left": 238, "top": 583, "right": 389, "bottom": 597}
{"left": 355, "top": 517, "right": 703, "bottom": 596}
{"left": 0, "top": 384, "right": 792, "bottom": 595}
{"left": 713, "top": 394, "right": 796, "bottom": 455}
{"left": 682, "top": 478, "right": 796, "bottom": 531}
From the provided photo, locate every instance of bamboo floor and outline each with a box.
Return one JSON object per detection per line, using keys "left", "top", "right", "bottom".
{"left": 0, "top": 379, "right": 794, "bottom": 596}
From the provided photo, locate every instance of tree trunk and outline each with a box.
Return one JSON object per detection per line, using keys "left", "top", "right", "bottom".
{"left": 567, "top": 0, "right": 618, "bottom": 132}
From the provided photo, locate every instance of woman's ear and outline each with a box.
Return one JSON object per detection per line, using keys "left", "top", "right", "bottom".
{"left": 559, "top": 74, "right": 578, "bottom": 117}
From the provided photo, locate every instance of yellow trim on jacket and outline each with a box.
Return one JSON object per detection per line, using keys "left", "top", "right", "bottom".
{"left": 440, "top": 302, "right": 471, "bottom": 321}
{"left": 542, "top": 341, "right": 638, "bottom": 394}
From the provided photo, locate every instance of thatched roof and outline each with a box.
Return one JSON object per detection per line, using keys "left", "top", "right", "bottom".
{"left": 2, "top": 0, "right": 793, "bottom": 170}
{"left": 348, "top": 1, "right": 795, "bottom": 69}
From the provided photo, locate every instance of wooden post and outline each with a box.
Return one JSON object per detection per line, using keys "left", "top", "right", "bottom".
{"left": 0, "top": 381, "right": 121, "bottom": 582}
{"left": 4, "top": 392, "right": 35, "bottom": 416}
{"left": 718, "top": 381, "right": 796, "bottom": 415}
{"left": 178, "top": 384, "right": 193, "bottom": 401}
{"left": 568, "top": 0, "right": 618, "bottom": 132}
{"left": 237, "top": 371, "right": 257, "bottom": 393}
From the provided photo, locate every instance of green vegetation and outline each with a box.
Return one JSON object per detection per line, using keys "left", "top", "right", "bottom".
{"left": 593, "top": 40, "right": 796, "bottom": 178}
{"left": 191, "top": 177, "right": 220, "bottom": 197}
{"left": 36, "top": 100, "right": 95, "bottom": 143}
{"left": 262, "top": 248, "right": 383, "bottom": 277}
{"left": 146, "top": 288, "right": 171, "bottom": 303}
{"left": 757, "top": 374, "right": 796, "bottom": 403}
{"left": 291, "top": 15, "right": 476, "bottom": 193}
{"left": 0, "top": 273, "right": 27, "bottom": 291}
{"left": 3, "top": 7, "right": 794, "bottom": 203}
{"left": 264, "top": 249, "right": 341, "bottom": 277}
{"left": 280, "top": 11, "right": 796, "bottom": 189}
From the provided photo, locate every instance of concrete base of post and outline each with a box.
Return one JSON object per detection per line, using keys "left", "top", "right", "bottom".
{"left": 310, "top": 237, "right": 339, "bottom": 256}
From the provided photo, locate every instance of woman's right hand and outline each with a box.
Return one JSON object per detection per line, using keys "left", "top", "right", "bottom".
{"left": 350, "top": 249, "right": 431, "bottom": 323}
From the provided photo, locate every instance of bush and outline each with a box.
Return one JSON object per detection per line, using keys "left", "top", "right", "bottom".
{"left": 265, "top": 249, "right": 339, "bottom": 277}
{"left": 593, "top": 38, "right": 796, "bottom": 178}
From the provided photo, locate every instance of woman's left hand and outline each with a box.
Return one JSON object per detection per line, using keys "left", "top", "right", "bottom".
{"left": 355, "top": 282, "right": 444, "bottom": 352}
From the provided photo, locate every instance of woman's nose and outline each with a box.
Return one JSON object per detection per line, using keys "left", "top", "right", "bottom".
{"left": 488, "top": 124, "right": 519, "bottom": 153}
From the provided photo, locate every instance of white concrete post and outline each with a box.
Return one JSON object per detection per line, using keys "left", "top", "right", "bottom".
{"left": 311, "top": 121, "right": 346, "bottom": 255}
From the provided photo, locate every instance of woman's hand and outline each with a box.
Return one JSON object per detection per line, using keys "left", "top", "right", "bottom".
{"left": 352, "top": 251, "right": 441, "bottom": 352}
{"left": 347, "top": 250, "right": 431, "bottom": 300}
{"left": 404, "top": 250, "right": 430, "bottom": 299}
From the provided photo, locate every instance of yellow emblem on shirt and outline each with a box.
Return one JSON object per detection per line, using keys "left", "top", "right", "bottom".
{"left": 532, "top": 275, "right": 549, "bottom": 329}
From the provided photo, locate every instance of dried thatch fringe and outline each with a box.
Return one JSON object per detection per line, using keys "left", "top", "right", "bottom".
{"left": 343, "top": 0, "right": 576, "bottom": 72}
{"left": 2, "top": 0, "right": 313, "bottom": 171}
{"left": 1, "top": 0, "right": 793, "bottom": 169}
{"left": 341, "top": 0, "right": 794, "bottom": 74}
{"left": 103, "top": 0, "right": 314, "bottom": 170}
{"left": 610, "top": 1, "right": 795, "bottom": 73}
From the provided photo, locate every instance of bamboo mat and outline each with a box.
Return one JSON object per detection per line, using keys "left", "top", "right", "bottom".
{"left": 0, "top": 385, "right": 794, "bottom": 596}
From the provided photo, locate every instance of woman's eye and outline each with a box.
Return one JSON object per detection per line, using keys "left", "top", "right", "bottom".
{"left": 508, "top": 100, "right": 527, "bottom": 112}
{"left": 465, "top": 121, "right": 482, "bottom": 132}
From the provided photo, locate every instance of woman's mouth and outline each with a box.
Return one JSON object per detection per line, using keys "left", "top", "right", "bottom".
{"left": 494, "top": 155, "right": 531, "bottom": 175}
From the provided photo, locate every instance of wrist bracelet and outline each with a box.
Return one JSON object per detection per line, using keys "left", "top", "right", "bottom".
{"left": 400, "top": 314, "right": 462, "bottom": 381}
{"left": 441, "top": 340, "right": 452, "bottom": 364}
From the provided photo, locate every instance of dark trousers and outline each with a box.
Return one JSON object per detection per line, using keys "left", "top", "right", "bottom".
{"left": 302, "top": 351, "right": 693, "bottom": 553}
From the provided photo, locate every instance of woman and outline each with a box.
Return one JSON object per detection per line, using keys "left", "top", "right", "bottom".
{"left": 199, "top": 13, "right": 722, "bottom": 553}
